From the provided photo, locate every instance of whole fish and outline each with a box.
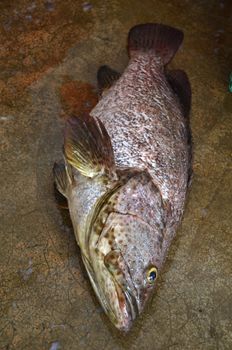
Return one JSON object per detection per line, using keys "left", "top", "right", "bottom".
{"left": 54, "top": 23, "right": 192, "bottom": 332}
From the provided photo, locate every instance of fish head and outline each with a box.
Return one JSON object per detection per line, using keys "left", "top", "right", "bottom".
{"left": 87, "top": 172, "right": 166, "bottom": 332}
{"left": 59, "top": 116, "right": 166, "bottom": 331}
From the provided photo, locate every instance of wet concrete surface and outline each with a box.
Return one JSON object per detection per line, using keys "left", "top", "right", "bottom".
{"left": 0, "top": 0, "right": 232, "bottom": 349}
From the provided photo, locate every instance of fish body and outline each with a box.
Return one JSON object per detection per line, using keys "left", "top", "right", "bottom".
{"left": 54, "top": 23, "right": 192, "bottom": 331}
{"left": 92, "top": 53, "right": 190, "bottom": 246}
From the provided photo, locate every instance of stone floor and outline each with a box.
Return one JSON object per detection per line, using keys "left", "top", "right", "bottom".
{"left": 0, "top": 1, "right": 232, "bottom": 349}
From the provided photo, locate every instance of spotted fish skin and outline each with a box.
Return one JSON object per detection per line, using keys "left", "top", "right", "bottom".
{"left": 91, "top": 53, "right": 191, "bottom": 257}
{"left": 54, "top": 23, "right": 192, "bottom": 332}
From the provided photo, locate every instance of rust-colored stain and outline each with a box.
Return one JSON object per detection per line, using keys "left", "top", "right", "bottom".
{"left": 60, "top": 80, "right": 98, "bottom": 116}
{"left": 0, "top": 0, "right": 93, "bottom": 107}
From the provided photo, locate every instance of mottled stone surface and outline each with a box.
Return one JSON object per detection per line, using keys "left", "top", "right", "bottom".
{"left": 0, "top": 0, "right": 232, "bottom": 349}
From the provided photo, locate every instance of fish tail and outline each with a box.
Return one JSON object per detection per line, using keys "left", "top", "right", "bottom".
{"left": 127, "top": 23, "right": 183, "bottom": 65}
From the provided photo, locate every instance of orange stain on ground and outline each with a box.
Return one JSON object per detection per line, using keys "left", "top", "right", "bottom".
{"left": 60, "top": 80, "right": 98, "bottom": 117}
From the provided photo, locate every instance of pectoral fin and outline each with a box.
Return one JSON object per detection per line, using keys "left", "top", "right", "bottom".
{"left": 64, "top": 115, "right": 115, "bottom": 178}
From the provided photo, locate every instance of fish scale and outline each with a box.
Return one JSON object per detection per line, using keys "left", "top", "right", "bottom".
{"left": 54, "top": 23, "right": 192, "bottom": 332}
{"left": 91, "top": 53, "right": 189, "bottom": 224}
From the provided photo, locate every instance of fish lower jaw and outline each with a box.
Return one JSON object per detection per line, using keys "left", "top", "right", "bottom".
{"left": 110, "top": 306, "right": 133, "bottom": 332}
{"left": 115, "top": 321, "right": 133, "bottom": 333}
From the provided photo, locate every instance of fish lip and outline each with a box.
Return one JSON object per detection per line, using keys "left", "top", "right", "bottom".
{"left": 107, "top": 250, "right": 139, "bottom": 329}
{"left": 85, "top": 266, "right": 139, "bottom": 331}
{"left": 114, "top": 282, "right": 139, "bottom": 331}
{"left": 81, "top": 254, "right": 117, "bottom": 320}
{"left": 82, "top": 252, "right": 134, "bottom": 330}
{"left": 123, "top": 287, "right": 139, "bottom": 322}
{"left": 102, "top": 278, "right": 139, "bottom": 331}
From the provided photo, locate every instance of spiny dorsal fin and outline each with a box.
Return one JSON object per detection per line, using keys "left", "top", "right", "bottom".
{"left": 97, "top": 65, "right": 121, "bottom": 95}
{"left": 64, "top": 115, "right": 115, "bottom": 178}
{"left": 128, "top": 23, "right": 183, "bottom": 65}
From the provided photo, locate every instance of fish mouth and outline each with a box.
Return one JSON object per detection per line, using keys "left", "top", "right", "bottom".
{"left": 113, "top": 278, "right": 139, "bottom": 332}
{"left": 82, "top": 252, "right": 139, "bottom": 331}
{"left": 81, "top": 255, "right": 118, "bottom": 323}
{"left": 123, "top": 288, "right": 139, "bottom": 326}
{"left": 95, "top": 276, "right": 139, "bottom": 332}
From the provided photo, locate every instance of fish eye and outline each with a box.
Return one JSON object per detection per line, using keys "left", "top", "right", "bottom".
{"left": 146, "top": 266, "right": 158, "bottom": 284}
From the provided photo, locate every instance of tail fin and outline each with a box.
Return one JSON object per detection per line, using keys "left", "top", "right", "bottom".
{"left": 128, "top": 23, "right": 183, "bottom": 65}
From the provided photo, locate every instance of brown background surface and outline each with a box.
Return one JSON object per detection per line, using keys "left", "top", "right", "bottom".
{"left": 0, "top": 1, "right": 232, "bottom": 349}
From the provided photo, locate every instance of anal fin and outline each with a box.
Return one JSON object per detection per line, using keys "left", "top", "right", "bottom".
{"left": 167, "top": 69, "right": 191, "bottom": 118}
{"left": 167, "top": 69, "right": 193, "bottom": 187}
{"left": 97, "top": 65, "right": 121, "bottom": 95}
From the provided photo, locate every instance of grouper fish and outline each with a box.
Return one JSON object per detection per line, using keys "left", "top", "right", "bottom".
{"left": 53, "top": 23, "right": 192, "bottom": 332}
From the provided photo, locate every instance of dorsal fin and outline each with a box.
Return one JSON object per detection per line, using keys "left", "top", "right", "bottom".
{"left": 64, "top": 115, "right": 115, "bottom": 178}
{"left": 97, "top": 65, "right": 121, "bottom": 95}
{"left": 128, "top": 23, "right": 183, "bottom": 65}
